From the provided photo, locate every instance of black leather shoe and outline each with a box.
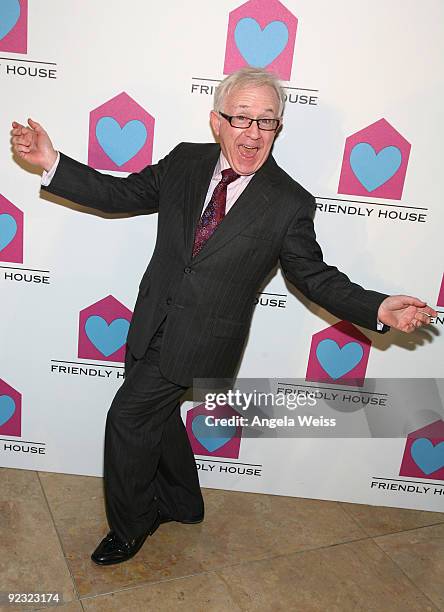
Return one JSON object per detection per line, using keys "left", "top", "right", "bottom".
{"left": 91, "top": 514, "right": 161, "bottom": 566}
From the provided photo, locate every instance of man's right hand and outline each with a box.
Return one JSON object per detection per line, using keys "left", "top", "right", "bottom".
{"left": 11, "top": 118, "right": 57, "bottom": 171}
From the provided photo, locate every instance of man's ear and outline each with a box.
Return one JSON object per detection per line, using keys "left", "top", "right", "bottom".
{"left": 209, "top": 110, "right": 221, "bottom": 139}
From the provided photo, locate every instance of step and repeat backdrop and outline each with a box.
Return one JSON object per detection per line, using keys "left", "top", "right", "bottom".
{"left": 1, "top": 0, "right": 443, "bottom": 511}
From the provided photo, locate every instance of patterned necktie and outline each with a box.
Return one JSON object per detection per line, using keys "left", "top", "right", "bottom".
{"left": 192, "top": 168, "right": 239, "bottom": 257}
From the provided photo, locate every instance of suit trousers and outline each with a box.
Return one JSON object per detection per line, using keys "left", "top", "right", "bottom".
{"left": 103, "top": 318, "right": 204, "bottom": 542}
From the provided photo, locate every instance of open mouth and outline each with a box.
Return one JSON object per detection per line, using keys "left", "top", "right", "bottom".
{"left": 238, "top": 144, "right": 259, "bottom": 159}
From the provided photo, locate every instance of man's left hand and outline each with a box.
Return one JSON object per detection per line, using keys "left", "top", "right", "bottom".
{"left": 378, "top": 295, "right": 438, "bottom": 333}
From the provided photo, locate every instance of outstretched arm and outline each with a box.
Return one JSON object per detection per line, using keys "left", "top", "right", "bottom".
{"left": 280, "top": 196, "right": 437, "bottom": 333}
{"left": 11, "top": 118, "right": 176, "bottom": 214}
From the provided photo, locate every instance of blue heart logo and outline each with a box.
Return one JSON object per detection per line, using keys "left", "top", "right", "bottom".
{"left": 411, "top": 438, "right": 444, "bottom": 475}
{"left": 84, "top": 315, "right": 130, "bottom": 357}
{"left": 192, "top": 414, "right": 236, "bottom": 453}
{"left": 350, "top": 142, "right": 402, "bottom": 192}
{"left": 316, "top": 339, "right": 364, "bottom": 379}
{"left": 234, "top": 18, "right": 289, "bottom": 68}
{"left": 95, "top": 117, "right": 147, "bottom": 167}
{"left": 0, "top": 0, "right": 20, "bottom": 42}
{"left": 0, "top": 395, "right": 16, "bottom": 427}
{"left": 0, "top": 213, "right": 18, "bottom": 252}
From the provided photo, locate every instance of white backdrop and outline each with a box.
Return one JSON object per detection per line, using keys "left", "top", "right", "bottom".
{"left": 1, "top": 0, "right": 443, "bottom": 511}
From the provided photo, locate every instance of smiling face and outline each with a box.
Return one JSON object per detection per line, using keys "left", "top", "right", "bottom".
{"left": 210, "top": 85, "right": 281, "bottom": 175}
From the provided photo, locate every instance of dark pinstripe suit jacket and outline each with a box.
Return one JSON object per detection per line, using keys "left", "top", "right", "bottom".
{"left": 43, "top": 142, "right": 388, "bottom": 386}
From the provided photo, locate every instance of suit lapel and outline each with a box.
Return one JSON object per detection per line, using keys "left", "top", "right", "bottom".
{"left": 191, "top": 154, "right": 279, "bottom": 264}
{"left": 184, "top": 145, "right": 220, "bottom": 258}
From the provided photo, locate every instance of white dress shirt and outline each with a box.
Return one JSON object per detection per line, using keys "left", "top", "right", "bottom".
{"left": 202, "top": 152, "right": 254, "bottom": 214}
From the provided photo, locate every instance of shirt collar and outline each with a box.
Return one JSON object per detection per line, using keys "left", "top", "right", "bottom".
{"left": 213, "top": 153, "right": 227, "bottom": 180}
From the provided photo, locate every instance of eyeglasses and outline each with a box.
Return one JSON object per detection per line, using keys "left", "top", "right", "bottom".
{"left": 219, "top": 112, "right": 280, "bottom": 132}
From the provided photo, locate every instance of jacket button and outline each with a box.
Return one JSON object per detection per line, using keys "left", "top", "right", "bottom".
{"left": 184, "top": 267, "right": 192, "bottom": 274}
{"left": 166, "top": 297, "right": 172, "bottom": 305}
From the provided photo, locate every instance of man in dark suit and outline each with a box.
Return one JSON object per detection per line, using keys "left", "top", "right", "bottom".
{"left": 11, "top": 67, "right": 436, "bottom": 565}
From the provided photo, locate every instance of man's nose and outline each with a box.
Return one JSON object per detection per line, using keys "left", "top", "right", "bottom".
{"left": 244, "top": 120, "right": 261, "bottom": 138}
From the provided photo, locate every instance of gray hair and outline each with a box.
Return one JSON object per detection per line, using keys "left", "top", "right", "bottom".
{"left": 213, "top": 67, "right": 286, "bottom": 118}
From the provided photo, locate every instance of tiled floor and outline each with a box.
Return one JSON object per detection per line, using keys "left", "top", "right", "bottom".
{"left": 1, "top": 468, "right": 443, "bottom": 611}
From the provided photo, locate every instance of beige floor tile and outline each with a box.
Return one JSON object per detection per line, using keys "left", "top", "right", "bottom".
{"left": 35, "top": 603, "right": 83, "bottom": 612}
{"left": 38, "top": 472, "right": 106, "bottom": 524}
{"left": 0, "top": 468, "right": 77, "bottom": 610}
{"left": 0, "top": 467, "right": 41, "bottom": 501}
{"left": 48, "top": 486, "right": 366, "bottom": 598}
{"left": 217, "top": 539, "right": 438, "bottom": 612}
{"left": 198, "top": 488, "right": 367, "bottom": 556}
{"left": 375, "top": 523, "right": 444, "bottom": 610}
{"left": 340, "top": 501, "right": 444, "bottom": 537}
{"left": 50, "top": 604, "right": 83, "bottom": 612}
{"left": 81, "top": 573, "right": 241, "bottom": 612}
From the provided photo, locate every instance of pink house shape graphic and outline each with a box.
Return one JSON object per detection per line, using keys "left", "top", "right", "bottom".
{"left": 437, "top": 274, "right": 444, "bottom": 308}
{"left": 0, "top": 377, "right": 22, "bottom": 437}
{"left": 0, "top": 193, "right": 24, "bottom": 264}
{"left": 223, "top": 0, "right": 298, "bottom": 81}
{"left": 186, "top": 402, "right": 242, "bottom": 459}
{"left": 399, "top": 420, "right": 444, "bottom": 481}
{"left": 78, "top": 295, "right": 133, "bottom": 363}
{"left": 0, "top": 0, "right": 28, "bottom": 54}
{"left": 338, "top": 118, "right": 411, "bottom": 201}
{"left": 88, "top": 92, "right": 155, "bottom": 173}
{"left": 306, "top": 321, "right": 371, "bottom": 387}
